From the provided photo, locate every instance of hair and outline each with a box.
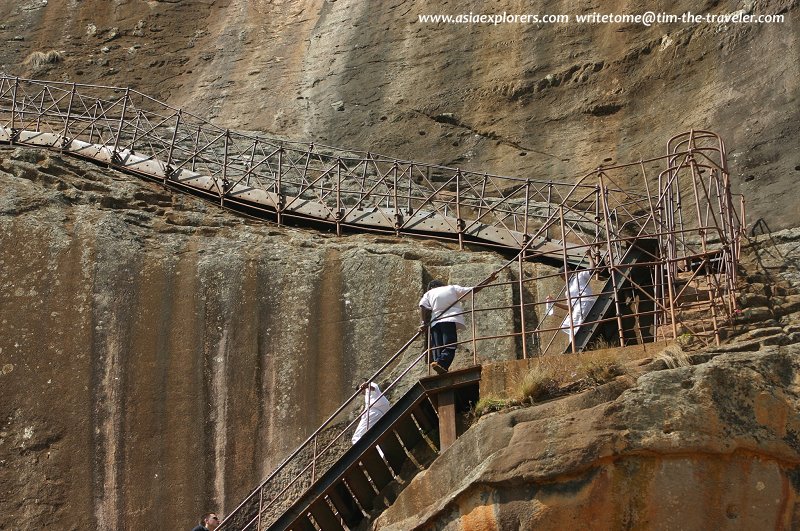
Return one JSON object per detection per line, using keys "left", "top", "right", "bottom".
{"left": 201, "top": 513, "right": 216, "bottom": 525}
{"left": 427, "top": 279, "right": 444, "bottom": 291}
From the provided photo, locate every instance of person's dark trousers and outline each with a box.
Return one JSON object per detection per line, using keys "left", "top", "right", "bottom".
{"left": 431, "top": 322, "right": 458, "bottom": 370}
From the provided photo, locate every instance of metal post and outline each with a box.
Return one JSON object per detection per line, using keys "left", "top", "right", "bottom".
{"left": 60, "top": 83, "right": 77, "bottom": 150}
{"left": 165, "top": 109, "right": 181, "bottom": 184}
{"left": 598, "top": 174, "right": 627, "bottom": 348}
{"left": 276, "top": 146, "right": 283, "bottom": 225}
{"left": 559, "top": 206, "right": 577, "bottom": 354}
{"left": 471, "top": 290, "right": 477, "bottom": 365}
{"left": 221, "top": 128, "right": 229, "bottom": 205}
{"left": 336, "top": 158, "right": 342, "bottom": 236}
{"left": 456, "top": 170, "right": 463, "bottom": 250}
{"left": 112, "top": 88, "right": 129, "bottom": 160}
{"left": 393, "top": 162, "right": 399, "bottom": 236}
{"left": 518, "top": 253, "right": 528, "bottom": 358}
{"left": 523, "top": 180, "right": 531, "bottom": 237}
{"left": 10, "top": 77, "right": 18, "bottom": 137}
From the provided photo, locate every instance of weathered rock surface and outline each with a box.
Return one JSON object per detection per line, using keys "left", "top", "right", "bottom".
{"left": 0, "top": 0, "right": 798, "bottom": 229}
{"left": 376, "top": 345, "right": 800, "bottom": 530}
{"left": 0, "top": 146, "right": 513, "bottom": 529}
{"left": 375, "top": 230, "right": 800, "bottom": 530}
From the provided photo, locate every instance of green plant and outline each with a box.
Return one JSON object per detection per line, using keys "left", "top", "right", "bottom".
{"left": 474, "top": 395, "right": 514, "bottom": 417}
{"left": 518, "top": 365, "right": 559, "bottom": 403}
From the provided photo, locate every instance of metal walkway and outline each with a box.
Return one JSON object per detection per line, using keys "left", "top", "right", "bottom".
{"left": 0, "top": 74, "right": 592, "bottom": 262}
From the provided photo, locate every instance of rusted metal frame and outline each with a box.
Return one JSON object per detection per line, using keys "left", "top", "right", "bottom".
{"left": 598, "top": 173, "right": 629, "bottom": 347}
{"left": 283, "top": 164, "right": 354, "bottom": 223}
{"left": 399, "top": 174, "right": 463, "bottom": 233}
{"left": 691, "top": 161, "right": 727, "bottom": 245}
{"left": 655, "top": 161, "right": 688, "bottom": 263}
{"left": 357, "top": 154, "right": 370, "bottom": 201}
{"left": 190, "top": 124, "right": 201, "bottom": 172}
{"left": 123, "top": 108, "right": 181, "bottom": 160}
{"left": 455, "top": 170, "right": 465, "bottom": 248}
{"left": 471, "top": 290, "right": 478, "bottom": 364}
{"left": 687, "top": 154, "right": 711, "bottom": 260}
{"left": 214, "top": 129, "right": 230, "bottom": 205}
{"left": 458, "top": 179, "right": 527, "bottom": 233}
{"left": 264, "top": 347, "right": 428, "bottom": 518}
{"left": 89, "top": 96, "right": 122, "bottom": 145}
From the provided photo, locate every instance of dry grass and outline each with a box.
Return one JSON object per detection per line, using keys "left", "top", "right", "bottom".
{"left": 579, "top": 358, "right": 626, "bottom": 386}
{"left": 24, "top": 50, "right": 64, "bottom": 69}
{"left": 517, "top": 364, "right": 559, "bottom": 403}
{"left": 654, "top": 344, "right": 691, "bottom": 368}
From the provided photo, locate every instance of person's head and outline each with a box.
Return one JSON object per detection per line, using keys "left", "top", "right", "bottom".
{"left": 427, "top": 279, "right": 444, "bottom": 291}
{"left": 201, "top": 513, "right": 220, "bottom": 530}
{"left": 558, "top": 264, "right": 572, "bottom": 276}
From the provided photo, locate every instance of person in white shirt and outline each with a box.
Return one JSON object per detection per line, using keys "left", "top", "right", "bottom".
{"left": 418, "top": 280, "right": 473, "bottom": 374}
{"left": 352, "top": 381, "right": 391, "bottom": 445}
{"left": 546, "top": 265, "right": 596, "bottom": 340}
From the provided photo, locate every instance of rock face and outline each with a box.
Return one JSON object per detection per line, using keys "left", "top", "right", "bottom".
{"left": 0, "top": 147, "right": 512, "bottom": 529}
{"left": 375, "top": 345, "right": 800, "bottom": 530}
{"left": 0, "top": 0, "right": 798, "bottom": 228}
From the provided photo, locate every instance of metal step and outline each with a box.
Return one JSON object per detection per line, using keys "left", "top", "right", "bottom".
{"left": 273, "top": 367, "right": 481, "bottom": 531}
{"left": 567, "top": 238, "right": 659, "bottom": 352}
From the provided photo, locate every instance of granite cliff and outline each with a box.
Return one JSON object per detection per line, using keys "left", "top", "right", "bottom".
{"left": 0, "top": 0, "right": 799, "bottom": 529}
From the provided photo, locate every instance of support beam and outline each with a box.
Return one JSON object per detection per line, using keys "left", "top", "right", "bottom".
{"left": 436, "top": 389, "right": 457, "bottom": 451}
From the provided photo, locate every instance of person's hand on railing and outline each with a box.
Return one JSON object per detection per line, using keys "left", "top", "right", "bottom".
{"left": 475, "top": 271, "right": 498, "bottom": 291}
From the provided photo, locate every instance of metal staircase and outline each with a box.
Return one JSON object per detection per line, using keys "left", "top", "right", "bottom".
{"left": 221, "top": 367, "right": 481, "bottom": 531}
{"left": 567, "top": 238, "right": 659, "bottom": 352}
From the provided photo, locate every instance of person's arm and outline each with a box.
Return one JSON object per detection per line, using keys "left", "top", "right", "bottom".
{"left": 419, "top": 306, "right": 432, "bottom": 332}
{"left": 546, "top": 294, "right": 569, "bottom": 311}
{"left": 473, "top": 272, "right": 498, "bottom": 292}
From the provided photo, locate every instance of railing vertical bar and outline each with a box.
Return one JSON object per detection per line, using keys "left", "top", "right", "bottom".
{"left": 165, "top": 109, "right": 181, "bottom": 184}
{"left": 518, "top": 252, "right": 528, "bottom": 358}
{"left": 112, "top": 88, "right": 129, "bottom": 158}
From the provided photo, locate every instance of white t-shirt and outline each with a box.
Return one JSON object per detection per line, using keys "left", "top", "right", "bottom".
{"left": 560, "top": 270, "right": 596, "bottom": 338}
{"left": 352, "top": 383, "right": 391, "bottom": 444}
{"left": 419, "top": 285, "right": 473, "bottom": 329}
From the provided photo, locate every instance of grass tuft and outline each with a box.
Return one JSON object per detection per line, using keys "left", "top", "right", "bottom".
{"left": 518, "top": 365, "right": 559, "bottom": 403}
{"left": 24, "top": 50, "right": 64, "bottom": 69}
